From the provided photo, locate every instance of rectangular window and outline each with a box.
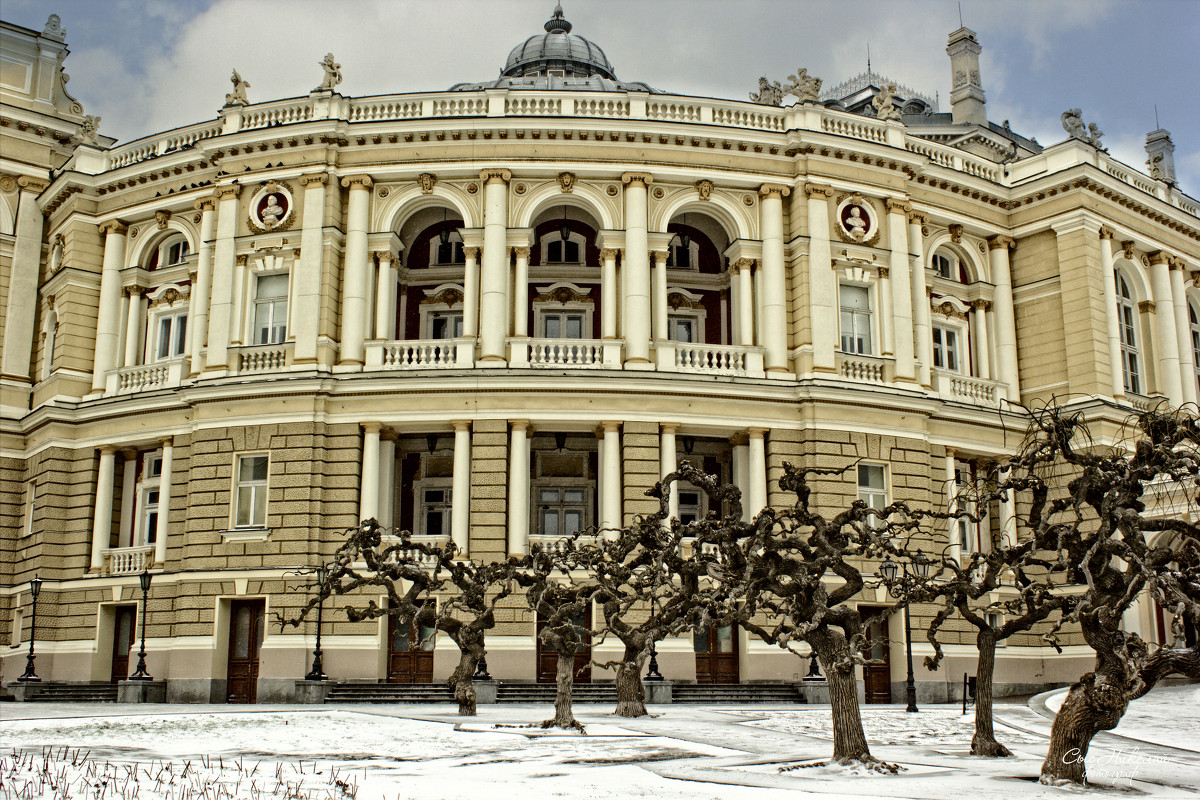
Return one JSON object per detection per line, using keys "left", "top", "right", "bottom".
{"left": 668, "top": 243, "right": 692, "bottom": 269}
{"left": 166, "top": 240, "right": 189, "bottom": 266}
{"left": 839, "top": 285, "right": 872, "bottom": 355}
{"left": 253, "top": 274, "right": 289, "bottom": 345}
{"left": 155, "top": 312, "right": 188, "bottom": 361}
{"left": 21, "top": 480, "right": 36, "bottom": 538}
{"left": 932, "top": 326, "right": 960, "bottom": 372}
{"left": 678, "top": 488, "right": 702, "bottom": 524}
{"left": 857, "top": 464, "right": 886, "bottom": 526}
{"left": 430, "top": 312, "right": 463, "bottom": 340}
{"left": 542, "top": 312, "right": 585, "bottom": 339}
{"left": 537, "top": 487, "right": 588, "bottom": 538}
{"left": 932, "top": 253, "right": 954, "bottom": 279}
{"left": 235, "top": 454, "right": 269, "bottom": 528}
{"left": 668, "top": 315, "right": 698, "bottom": 343}
{"left": 436, "top": 240, "right": 465, "bottom": 265}
{"left": 420, "top": 486, "right": 452, "bottom": 537}
{"left": 546, "top": 239, "right": 580, "bottom": 264}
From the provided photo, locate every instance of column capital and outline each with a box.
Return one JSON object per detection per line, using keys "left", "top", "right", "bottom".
{"left": 907, "top": 210, "right": 927, "bottom": 225}
{"left": 464, "top": 246, "right": 480, "bottom": 260}
{"left": 451, "top": 420, "right": 472, "bottom": 432}
{"left": 1172, "top": 256, "right": 1189, "bottom": 271}
{"left": 651, "top": 249, "right": 668, "bottom": 266}
{"left": 1138, "top": 300, "right": 1156, "bottom": 313}
{"left": 804, "top": 183, "right": 834, "bottom": 198}
{"left": 660, "top": 422, "right": 679, "bottom": 433}
{"left": 877, "top": 266, "right": 890, "bottom": 279}
{"left": 746, "top": 427, "right": 767, "bottom": 438}
{"left": 213, "top": 184, "right": 241, "bottom": 200}
{"left": 599, "top": 248, "right": 620, "bottom": 260}
{"left": 98, "top": 219, "right": 129, "bottom": 236}
{"left": 193, "top": 197, "right": 216, "bottom": 212}
{"left": 361, "top": 421, "right": 382, "bottom": 434}
{"left": 884, "top": 198, "right": 911, "bottom": 214}
{"left": 1148, "top": 250, "right": 1171, "bottom": 267}
{"left": 987, "top": 234, "right": 1015, "bottom": 251}
{"left": 732, "top": 257, "right": 755, "bottom": 273}
{"left": 758, "top": 183, "right": 791, "bottom": 198}
{"left": 971, "top": 299, "right": 991, "bottom": 311}
{"left": 600, "top": 420, "right": 622, "bottom": 432}
{"left": 340, "top": 175, "right": 373, "bottom": 189}
{"left": 480, "top": 168, "right": 512, "bottom": 183}
{"left": 159, "top": 435, "right": 175, "bottom": 447}
{"left": 99, "top": 444, "right": 120, "bottom": 455}
{"left": 621, "top": 172, "right": 653, "bottom": 187}
{"left": 16, "top": 175, "right": 50, "bottom": 193}
{"left": 510, "top": 419, "right": 530, "bottom": 431}
{"left": 1098, "top": 225, "right": 1115, "bottom": 241}
{"left": 513, "top": 246, "right": 531, "bottom": 259}
{"left": 299, "top": 173, "right": 330, "bottom": 187}
{"left": 729, "top": 432, "right": 749, "bottom": 446}
{"left": 371, "top": 250, "right": 394, "bottom": 264}
{"left": 122, "top": 286, "right": 144, "bottom": 299}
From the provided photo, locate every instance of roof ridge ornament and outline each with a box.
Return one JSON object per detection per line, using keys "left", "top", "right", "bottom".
{"left": 545, "top": 4, "right": 572, "bottom": 34}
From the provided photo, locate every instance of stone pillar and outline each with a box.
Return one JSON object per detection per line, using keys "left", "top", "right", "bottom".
{"left": 451, "top": 421, "right": 472, "bottom": 556}
{"left": 729, "top": 265, "right": 741, "bottom": 346}
{"left": 153, "top": 437, "right": 173, "bottom": 565}
{"left": 513, "top": 246, "right": 530, "bottom": 338}
{"left": 731, "top": 433, "right": 749, "bottom": 521}
{"left": 622, "top": 173, "right": 653, "bottom": 364}
{"left": 909, "top": 212, "right": 931, "bottom": 388}
{"left": 972, "top": 300, "right": 991, "bottom": 380}
{"left": 998, "top": 466, "right": 1016, "bottom": 549}
{"left": 1097, "top": 228, "right": 1124, "bottom": 399}
{"left": 987, "top": 235, "right": 1019, "bottom": 401}
{"left": 463, "top": 246, "right": 480, "bottom": 338}
{"left": 379, "top": 431, "right": 396, "bottom": 530}
{"left": 660, "top": 423, "right": 679, "bottom": 522}
{"left": 293, "top": 174, "right": 328, "bottom": 364}
{"left": 759, "top": 183, "right": 791, "bottom": 373}
{"left": 747, "top": 428, "right": 767, "bottom": 516}
{"left": 122, "top": 288, "right": 145, "bottom": 368}
{"left": 91, "top": 221, "right": 129, "bottom": 391}
{"left": 885, "top": 199, "right": 914, "bottom": 380}
{"left": 600, "top": 248, "right": 619, "bottom": 340}
{"left": 1148, "top": 251, "right": 1183, "bottom": 405}
{"left": 118, "top": 450, "right": 137, "bottom": 549}
{"left": 1170, "top": 259, "right": 1198, "bottom": 406}
{"left": 736, "top": 259, "right": 755, "bottom": 345}
{"left": 374, "top": 251, "right": 396, "bottom": 340}
{"left": 205, "top": 185, "right": 241, "bottom": 373}
{"left": 360, "top": 422, "right": 381, "bottom": 522}
{"left": 339, "top": 176, "right": 373, "bottom": 365}
{"left": 601, "top": 421, "right": 622, "bottom": 536}
{"left": 652, "top": 250, "right": 669, "bottom": 341}
{"left": 507, "top": 421, "right": 530, "bottom": 555}
{"left": 806, "top": 185, "right": 836, "bottom": 372}
{"left": 479, "top": 169, "right": 512, "bottom": 364}
{"left": 945, "top": 449, "right": 961, "bottom": 564}
{"left": 91, "top": 446, "right": 118, "bottom": 571}
{"left": 1, "top": 176, "right": 49, "bottom": 384}
{"left": 878, "top": 267, "right": 894, "bottom": 356}
{"left": 189, "top": 199, "right": 217, "bottom": 374}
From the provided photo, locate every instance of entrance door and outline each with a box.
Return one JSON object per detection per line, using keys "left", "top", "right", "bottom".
{"left": 110, "top": 606, "right": 137, "bottom": 684}
{"left": 227, "top": 599, "right": 265, "bottom": 704}
{"left": 536, "top": 607, "right": 591, "bottom": 684}
{"left": 861, "top": 607, "right": 892, "bottom": 704}
{"left": 387, "top": 604, "right": 436, "bottom": 683}
{"left": 694, "top": 623, "right": 739, "bottom": 683}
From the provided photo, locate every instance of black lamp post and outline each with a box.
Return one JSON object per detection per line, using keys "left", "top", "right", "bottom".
{"left": 472, "top": 655, "right": 492, "bottom": 681}
{"left": 878, "top": 551, "right": 931, "bottom": 713}
{"left": 129, "top": 570, "right": 153, "bottom": 680}
{"left": 17, "top": 575, "right": 43, "bottom": 682}
{"left": 305, "top": 562, "right": 329, "bottom": 681}
{"left": 645, "top": 643, "right": 664, "bottom": 681}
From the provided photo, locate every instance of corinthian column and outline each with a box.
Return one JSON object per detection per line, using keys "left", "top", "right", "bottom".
{"left": 1169, "top": 258, "right": 1198, "bottom": 406}
{"left": 339, "top": 175, "right": 373, "bottom": 365}
{"left": 759, "top": 184, "right": 791, "bottom": 374}
{"left": 1148, "top": 251, "right": 1183, "bottom": 405}
{"left": 479, "top": 169, "right": 512, "bottom": 363}
{"left": 189, "top": 198, "right": 216, "bottom": 374}
{"left": 987, "top": 235, "right": 1019, "bottom": 401}
{"left": 154, "top": 437, "right": 174, "bottom": 565}
{"left": 885, "top": 199, "right": 914, "bottom": 380}
{"left": 806, "top": 185, "right": 836, "bottom": 372}
{"left": 2, "top": 176, "right": 49, "bottom": 385}
{"left": 451, "top": 421, "right": 472, "bottom": 555}
{"left": 909, "top": 212, "right": 931, "bottom": 387}
{"left": 622, "top": 173, "right": 653, "bottom": 365}
{"left": 91, "top": 220, "right": 129, "bottom": 392}
{"left": 294, "top": 173, "right": 328, "bottom": 364}
{"left": 463, "top": 246, "right": 480, "bottom": 338}
{"left": 90, "top": 446, "right": 118, "bottom": 571}
{"left": 204, "top": 185, "right": 241, "bottom": 374}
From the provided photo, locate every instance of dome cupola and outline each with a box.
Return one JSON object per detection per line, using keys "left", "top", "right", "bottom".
{"left": 501, "top": 4, "right": 617, "bottom": 81}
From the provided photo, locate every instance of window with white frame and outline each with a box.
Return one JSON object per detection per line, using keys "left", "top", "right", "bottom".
{"left": 542, "top": 233, "right": 583, "bottom": 265}
{"left": 41, "top": 309, "right": 57, "bottom": 380}
{"left": 234, "top": 454, "right": 269, "bottom": 528}
{"left": 253, "top": 273, "right": 289, "bottom": 345}
{"left": 134, "top": 451, "right": 163, "bottom": 546}
{"left": 1190, "top": 300, "right": 1200, "bottom": 395}
{"left": 839, "top": 284, "right": 872, "bottom": 355}
{"left": 21, "top": 479, "right": 36, "bottom": 538}
{"left": 148, "top": 234, "right": 190, "bottom": 270}
{"left": 417, "top": 484, "right": 452, "bottom": 538}
{"left": 539, "top": 309, "right": 587, "bottom": 339}
{"left": 536, "top": 487, "right": 588, "bottom": 539}
{"left": 667, "top": 239, "right": 699, "bottom": 270}
{"left": 677, "top": 486, "right": 703, "bottom": 524}
{"left": 857, "top": 464, "right": 886, "bottom": 527}
{"left": 151, "top": 309, "right": 188, "bottom": 362}
{"left": 931, "top": 249, "right": 961, "bottom": 281}
{"left": 428, "top": 232, "right": 465, "bottom": 266}
{"left": 1115, "top": 271, "right": 1141, "bottom": 394}
{"left": 931, "top": 324, "right": 961, "bottom": 372}
{"left": 668, "top": 314, "right": 701, "bottom": 344}
{"left": 953, "top": 460, "right": 981, "bottom": 553}
{"left": 428, "top": 311, "right": 463, "bottom": 340}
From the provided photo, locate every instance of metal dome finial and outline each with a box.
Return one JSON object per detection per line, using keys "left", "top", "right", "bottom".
{"left": 545, "top": 3, "right": 572, "bottom": 34}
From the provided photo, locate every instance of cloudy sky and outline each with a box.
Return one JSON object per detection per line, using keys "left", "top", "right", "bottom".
{"left": 5, "top": 0, "right": 1199, "bottom": 193}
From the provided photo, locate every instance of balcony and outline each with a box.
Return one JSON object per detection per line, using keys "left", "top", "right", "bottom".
{"left": 231, "top": 342, "right": 293, "bottom": 375}
{"left": 105, "top": 545, "right": 153, "bottom": 575}
{"left": 366, "top": 339, "right": 473, "bottom": 370}
{"left": 663, "top": 342, "right": 765, "bottom": 379}
{"left": 836, "top": 352, "right": 892, "bottom": 384}
{"left": 528, "top": 533, "right": 597, "bottom": 555}
{"left": 510, "top": 338, "right": 619, "bottom": 368}
{"left": 381, "top": 534, "right": 449, "bottom": 567}
{"left": 106, "top": 357, "right": 188, "bottom": 395}
{"left": 932, "top": 369, "right": 1005, "bottom": 406}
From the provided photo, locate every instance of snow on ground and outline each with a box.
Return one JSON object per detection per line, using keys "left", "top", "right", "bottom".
{"left": 1045, "top": 683, "right": 1200, "bottom": 753}
{"left": 1, "top": 695, "right": 1198, "bottom": 800}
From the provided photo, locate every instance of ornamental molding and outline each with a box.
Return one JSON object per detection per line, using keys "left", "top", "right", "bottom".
{"left": 621, "top": 172, "right": 653, "bottom": 186}
{"left": 932, "top": 297, "right": 970, "bottom": 321}
{"left": 1138, "top": 300, "right": 1156, "bottom": 313}
{"left": 148, "top": 285, "right": 190, "bottom": 309}
{"left": 421, "top": 285, "right": 465, "bottom": 306}
{"left": 988, "top": 235, "right": 1015, "bottom": 251}
{"left": 667, "top": 290, "right": 704, "bottom": 310}
{"left": 154, "top": 210, "right": 172, "bottom": 230}
{"left": 1098, "top": 226, "right": 1115, "bottom": 241}
{"left": 418, "top": 173, "right": 437, "bottom": 194}
{"left": 340, "top": 175, "right": 373, "bottom": 189}
{"left": 534, "top": 282, "right": 593, "bottom": 305}
{"left": 247, "top": 180, "right": 296, "bottom": 234}
{"left": 557, "top": 172, "right": 576, "bottom": 193}
{"left": 804, "top": 184, "right": 834, "bottom": 198}
{"left": 695, "top": 180, "right": 713, "bottom": 201}
{"left": 758, "top": 183, "right": 791, "bottom": 198}
{"left": 948, "top": 224, "right": 964, "bottom": 243}
{"left": 16, "top": 176, "right": 50, "bottom": 193}
{"left": 98, "top": 220, "right": 129, "bottom": 236}
{"left": 834, "top": 192, "right": 881, "bottom": 247}
{"left": 1147, "top": 250, "right": 1171, "bottom": 267}
{"left": 0, "top": 175, "right": 15, "bottom": 194}
{"left": 1120, "top": 240, "right": 1136, "bottom": 260}
{"left": 480, "top": 168, "right": 512, "bottom": 183}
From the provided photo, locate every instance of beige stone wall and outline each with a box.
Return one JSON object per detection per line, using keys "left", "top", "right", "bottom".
{"left": 621, "top": 421, "right": 659, "bottom": 524}
{"left": 468, "top": 419, "right": 509, "bottom": 560}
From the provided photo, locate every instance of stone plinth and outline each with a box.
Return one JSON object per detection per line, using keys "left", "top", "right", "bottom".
{"left": 118, "top": 680, "right": 166, "bottom": 703}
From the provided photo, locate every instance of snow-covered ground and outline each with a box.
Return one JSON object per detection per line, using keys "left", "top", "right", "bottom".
{"left": 1, "top": 689, "right": 1197, "bottom": 800}
{"left": 1044, "top": 683, "right": 1200, "bottom": 752}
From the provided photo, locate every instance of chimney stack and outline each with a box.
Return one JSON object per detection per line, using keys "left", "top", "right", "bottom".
{"left": 947, "top": 27, "right": 987, "bottom": 126}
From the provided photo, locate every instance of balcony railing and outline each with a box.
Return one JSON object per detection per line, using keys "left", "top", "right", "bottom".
{"left": 106, "top": 357, "right": 188, "bottom": 395}
{"left": 528, "top": 533, "right": 597, "bottom": 555}
{"left": 932, "top": 369, "right": 1005, "bottom": 406}
{"left": 106, "top": 545, "right": 153, "bottom": 575}
{"left": 233, "top": 343, "right": 293, "bottom": 375}
{"left": 836, "top": 352, "right": 892, "bottom": 383}
{"left": 517, "top": 338, "right": 606, "bottom": 368}
{"left": 668, "top": 342, "right": 765, "bottom": 378}
{"left": 366, "top": 339, "right": 473, "bottom": 369}
{"left": 381, "top": 534, "right": 449, "bottom": 567}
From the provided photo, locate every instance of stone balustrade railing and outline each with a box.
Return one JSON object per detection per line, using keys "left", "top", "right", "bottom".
{"left": 107, "top": 357, "right": 188, "bottom": 395}
{"left": 836, "top": 352, "right": 891, "bottom": 383}
{"left": 366, "top": 339, "right": 470, "bottom": 369}
{"left": 234, "top": 343, "right": 292, "bottom": 375}
{"left": 932, "top": 369, "right": 1004, "bottom": 406}
{"left": 381, "top": 534, "right": 448, "bottom": 567}
{"left": 528, "top": 533, "right": 597, "bottom": 555}
{"left": 522, "top": 338, "right": 605, "bottom": 368}
{"left": 106, "top": 545, "right": 153, "bottom": 575}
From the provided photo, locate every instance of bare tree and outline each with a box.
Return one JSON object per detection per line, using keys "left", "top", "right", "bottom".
{"left": 280, "top": 519, "right": 523, "bottom": 716}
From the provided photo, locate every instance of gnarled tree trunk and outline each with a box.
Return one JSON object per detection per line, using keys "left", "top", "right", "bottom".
{"left": 971, "top": 630, "right": 1012, "bottom": 757}
{"left": 544, "top": 650, "right": 584, "bottom": 731}
{"left": 613, "top": 644, "right": 647, "bottom": 717}
{"left": 810, "top": 632, "right": 873, "bottom": 764}
{"left": 449, "top": 649, "right": 479, "bottom": 716}
{"left": 1040, "top": 672, "right": 1130, "bottom": 785}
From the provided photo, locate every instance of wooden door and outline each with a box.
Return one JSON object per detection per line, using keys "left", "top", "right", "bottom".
{"left": 227, "top": 599, "right": 264, "bottom": 704}
{"left": 387, "top": 605, "right": 436, "bottom": 683}
{"left": 694, "top": 623, "right": 739, "bottom": 683}
{"left": 536, "top": 608, "right": 591, "bottom": 684}
{"left": 110, "top": 606, "right": 137, "bottom": 684}
{"left": 861, "top": 607, "right": 892, "bottom": 704}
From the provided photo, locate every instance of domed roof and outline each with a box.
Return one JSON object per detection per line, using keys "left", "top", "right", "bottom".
{"left": 501, "top": 5, "right": 616, "bottom": 80}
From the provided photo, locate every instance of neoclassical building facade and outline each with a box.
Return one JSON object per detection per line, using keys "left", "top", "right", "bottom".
{"left": 2, "top": 10, "right": 1197, "bottom": 703}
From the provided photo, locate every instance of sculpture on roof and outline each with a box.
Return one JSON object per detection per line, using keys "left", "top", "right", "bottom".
{"left": 1061, "top": 109, "right": 1086, "bottom": 140}
{"left": 871, "top": 82, "right": 903, "bottom": 122}
{"left": 1087, "top": 122, "right": 1104, "bottom": 149}
{"left": 1148, "top": 152, "right": 1165, "bottom": 181}
{"left": 749, "top": 77, "right": 784, "bottom": 107}
{"left": 42, "top": 14, "right": 66, "bottom": 40}
{"left": 225, "top": 69, "right": 250, "bottom": 107}
{"left": 316, "top": 53, "right": 342, "bottom": 92}
{"left": 785, "top": 68, "right": 822, "bottom": 103}
{"left": 77, "top": 115, "right": 100, "bottom": 146}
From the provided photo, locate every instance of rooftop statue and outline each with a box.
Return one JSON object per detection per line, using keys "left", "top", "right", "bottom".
{"left": 1061, "top": 108, "right": 1086, "bottom": 140}
{"left": 42, "top": 14, "right": 65, "bottom": 40}
{"left": 872, "top": 82, "right": 903, "bottom": 122}
{"left": 76, "top": 114, "right": 100, "bottom": 146}
{"left": 224, "top": 69, "right": 250, "bottom": 107}
{"left": 316, "top": 53, "right": 342, "bottom": 92}
{"left": 749, "top": 77, "right": 784, "bottom": 107}
{"left": 785, "top": 68, "right": 822, "bottom": 104}
{"left": 1087, "top": 122, "right": 1104, "bottom": 150}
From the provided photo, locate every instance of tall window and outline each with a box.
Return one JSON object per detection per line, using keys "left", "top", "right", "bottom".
{"left": 541, "top": 311, "right": 585, "bottom": 339}
{"left": 21, "top": 480, "right": 36, "bottom": 538}
{"left": 546, "top": 238, "right": 581, "bottom": 264}
{"left": 931, "top": 325, "right": 960, "bottom": 372}
{"left": 153, "top": 310, "right": 188, "bottom": 361}
{"left": 932, "top": 250, "right": 961, "bottom": 280}
{"left": 839, "top": 284, "right": 872, "bottom": 355}
{"left": 429, "top": 312, "right": 463, "bottom": 340}
{"left": 537, "top": 488, "right": 587, "bottom": 538}
{"left": 235, "top": 454, "right": 269, "bottom": 528}
{"left": 1190, "top": 301, "right": 1200, "bottom": 395}
{"left": 135, "top": 452, "right": 163, "bottom": 545}
{"left": 857, "top": 464, "right": 886, "bottom": 527}
{"left": 1115, "top": 271, "right": 1141, "bottom": 394}
{"left": 667, "top": 240, "right": 698, "bottom": 269}
{"left": 668, "top": 315, "right": 699, "bottom": 344}
{"left": 419, "top": 486, "right": 452, "bottom": 537}
{"left": 147, "top": 234, "right": 190, "bottom": 270}
{"left": 253, "top": 274, "right": 288, "bottom": 345}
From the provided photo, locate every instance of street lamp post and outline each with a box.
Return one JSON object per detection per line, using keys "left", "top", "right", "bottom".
{"left": 305, "top": 562, "right": 328, "bottom": 681}
{"left": 130, "top": 570, "right": 154, "bottom": 680}
{"left": 645, "top": 643, "right": 664, "bottom": 681}
{"left": 17, "top": 575, "right": 43, "bottom": 682}
{"left": 878, "top": 551, "right": 931, "bottom": 713}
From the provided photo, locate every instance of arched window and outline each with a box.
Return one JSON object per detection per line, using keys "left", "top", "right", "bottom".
{"left": 1115, "top": 271, "right": 1141, "bottom": 394}
{"left": 543, "top": 233, "right": 583, "bottom": 265}
{"left": 1189, "top": 300, "right": 1200, "bottom": 396}
{"left": 428, "top": 229, "right": 465, "bottom": 266}
{"left": 145, "top": 233, "right": 190, "bottom": 270}
{"left": 931, "top": 247, "right": 965, "bottom": 282}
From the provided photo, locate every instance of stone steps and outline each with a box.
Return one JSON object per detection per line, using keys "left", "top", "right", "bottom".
{"left": 672, "top": 683, "right": 801, "bottom": 703}
{"left": 21, "top": 682, "right": 118, "bottom": 703}
{"left": 324, "top": 682, "right": 456, "bottom": 703}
